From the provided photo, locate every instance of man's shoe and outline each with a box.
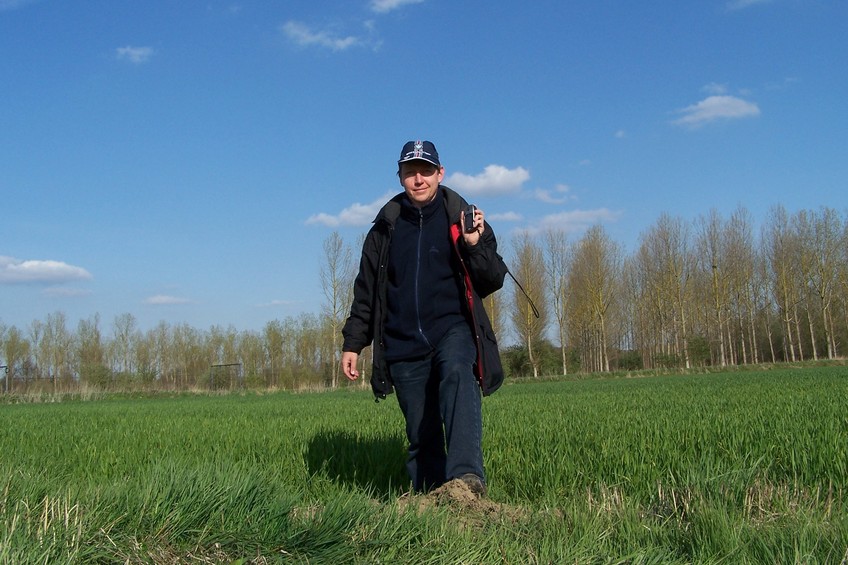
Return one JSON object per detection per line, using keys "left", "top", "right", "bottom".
{"left": 459, "top": 473, "right": 488, "bottom": 497}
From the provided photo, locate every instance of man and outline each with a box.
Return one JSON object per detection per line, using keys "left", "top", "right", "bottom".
{"left": 341, "top": 140, "right": 508, "bottom": 496}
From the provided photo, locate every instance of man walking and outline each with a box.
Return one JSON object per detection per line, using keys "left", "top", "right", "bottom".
{"left": 341, "top": 140, "right": 508, "bottom": 496}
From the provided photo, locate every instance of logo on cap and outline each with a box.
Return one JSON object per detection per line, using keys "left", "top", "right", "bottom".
{"left": 398, "top": 140, "right": 440, "bottom": 167}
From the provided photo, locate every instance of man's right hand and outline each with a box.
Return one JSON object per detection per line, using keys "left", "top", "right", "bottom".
{"left": 341, "top": 351, "right": 360, "bottom": 380}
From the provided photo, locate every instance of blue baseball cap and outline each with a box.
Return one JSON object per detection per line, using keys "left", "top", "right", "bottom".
{"left": 398, "top": 140, "right": 440, "bottom": 168}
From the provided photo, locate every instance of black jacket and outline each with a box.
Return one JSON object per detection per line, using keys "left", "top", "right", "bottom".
{"left": 342, "top": 185, "right": 508, "bottom": 399}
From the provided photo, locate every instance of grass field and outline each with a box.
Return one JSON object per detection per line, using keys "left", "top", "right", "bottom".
{"left": 1, "top": 366, "right": 846, "bottom": 563}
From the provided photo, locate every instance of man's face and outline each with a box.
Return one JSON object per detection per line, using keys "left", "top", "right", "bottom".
{"left": 399, "top": 160, "right": 444, "bottom": 208}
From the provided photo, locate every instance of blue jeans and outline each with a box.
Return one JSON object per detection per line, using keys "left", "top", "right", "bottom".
{"left": 388, "top": 323, "right": 484, "bottom": 492}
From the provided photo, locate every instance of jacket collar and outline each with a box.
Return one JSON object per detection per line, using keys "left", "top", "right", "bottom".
{"left": 375, "top": 185, "right": 467, "bottom": 227}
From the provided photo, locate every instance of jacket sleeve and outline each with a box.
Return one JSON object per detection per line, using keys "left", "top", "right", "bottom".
{"left": 341, "top": 227, "right": 381, "bottom": 353}
{"left": 462, "top": 224, "right": 508, "bottom": 299}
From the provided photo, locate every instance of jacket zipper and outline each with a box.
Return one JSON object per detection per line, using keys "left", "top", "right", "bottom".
{"left": 414, "top": 209, "right": 432, "bottom": 349}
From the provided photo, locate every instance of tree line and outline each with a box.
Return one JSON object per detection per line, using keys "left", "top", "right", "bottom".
{"left": 506, "top": 204, "right": 847, "bottom": 377}
{"left": 1, "top": 204, "right": 846, "bottom": 394}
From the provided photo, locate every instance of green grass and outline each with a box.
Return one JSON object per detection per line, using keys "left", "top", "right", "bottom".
{"left": 1, "top": 367, "right": 846, "bottom": 563}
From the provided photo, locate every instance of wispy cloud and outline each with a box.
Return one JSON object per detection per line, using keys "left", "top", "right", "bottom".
{"left": 0, "top": 0, "right": 40, "bottom": 11}
{"left": 0, "top": 256, "right": 92, "bottom": 284}
{"left": 489, "top": 211, "right": 523, "bottom": 223}
{"left": 43, "top": 287, "right": 92, "bottom": 298}
{"left": 702, "top": 82, "right": 729, "bottom": 95}
{"left": 281, "top": 21, "right": 365, "bottom": 51}
{"left": 727, "top": 0, "right": 774, "bottom": 10}
{"left": 537, "top": 208, "right": 623, "bottom": 235}
{"left": 116, "top": 46, "right": 154, "bottom": 64}
{"left": 144, "top": 295, "right": 192, "bottom": 305}
{"left": 765, "top": 76, "right": 799, "bottom": 91}
{"left": 672, "top": 95, "right": 760, "bottom": 128}
{"left": 508, "top": 208, "right": 622, "bottom": 237}
{"left": 446, "top": 165, "right": 530, "bottom": 197}
{"left": 282, "top": 0, "right": 419, "bottom": 52}
{"left": 306, "top": 191, "right": 395, "bottom": 227}
{"left": 370, "top": 0, "right": 425, "bottom": 14}
{"left": 258, "top": 299, "right": 300, "bottom": 308}
{"left": 534, "top": 184, "right": 574, "bottom": 205}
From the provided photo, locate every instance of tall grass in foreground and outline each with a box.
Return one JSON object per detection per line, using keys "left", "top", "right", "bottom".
{"left": 1, "top": 366, "right": 846, "bottom": 563}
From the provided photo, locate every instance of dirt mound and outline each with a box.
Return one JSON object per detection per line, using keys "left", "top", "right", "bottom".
{"left": 397, "top": 479, "right": 526, "bottom": 522}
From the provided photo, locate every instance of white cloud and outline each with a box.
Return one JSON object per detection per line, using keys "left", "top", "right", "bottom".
{"left": 489, "top": 211, "right": 523, "bottom": 223}
{"left": 144, "top": 295, "right": 192, "bottom": 305}
{"left": 445, "top": 165, "right": 530, "bottom": 196}
{"left": 370, "top": 0, "right": 425, "bottom": 13}
{"left": 534, "top": 184, "right": 573, "bottom": 205}
{"left": 116, "top": 46, "right": 154, "bottom": 64}
{"left": 672, "top": 95, "right": 760, "bottom": 128}
{"left": 0, "top": 256, "right": 92, "bottom": 284}
{"left": 537, "top": 208, "right": 623, "bottom": 235}
{"left": 306, "top": 191, "right": 395, "bottom": 227}
{"left": 281, "top": 21, "right": 363, "bottom": 51}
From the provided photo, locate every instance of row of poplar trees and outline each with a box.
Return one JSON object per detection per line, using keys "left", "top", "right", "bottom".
{"left": 507, "top": 204, "right": 847, "bottom": 377}
{"left": 1, "top": 204, "right": 846, "bottom": 393}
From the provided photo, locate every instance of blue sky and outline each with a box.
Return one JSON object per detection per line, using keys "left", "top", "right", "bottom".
{"left": 1, "top": 0, "right": 846, "bottom": 335}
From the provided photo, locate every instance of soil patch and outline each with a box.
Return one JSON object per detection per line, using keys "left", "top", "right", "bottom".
{"left": 396, "top": 479, "right": 527, "bottom": 523}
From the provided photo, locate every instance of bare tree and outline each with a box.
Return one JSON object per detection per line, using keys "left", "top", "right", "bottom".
{"left": 696, "top": 210, "right": 731, "bottom": 366}
{"left": 320, "top": 232, "right": 354, "bottom": 388}
{"left": 238, "top": 330, "right": 265, "bottom": 384}
{"left": 209, "top": 325, "right": 239, "bottom": 366}
{"left": 510, "top": 232, "right": 548, "bottom": 377}
{"left": 808, "top": 207, "right": 842, "bottom": 358}
{"left": 172, "top": 322, "right": 203, "bottom": 388}
{"left": 753, "top": 246, "right": 778, "bottom": 363}
{"left": 134, "top": 329, "right": 157, "bottom": 384}
{"left": 112, "top": 313, "right": 138, "bottom": 376}
{"left": 725, "top": 207, "right": 757, "bottom": 365}
{"left": 621, "top": 256, "right": 646, "bottom": 366}
{"left": 263, "top": 320, "right": 285, "bottom": 388}
{"left": 764, "top": 205, "right": 802, "bottom": 361}
{"left": 2, "top": 325, "right": 30, "bottom": 392}
{"left": 792, "top": 210, "right": 817, "bottom": 360}
{"left": 569, "top": 226, "right": 622, "bottom": 373}
{"left": 484, "top": 291, "right": 505, "bottom": 344}
{"left": 636, "top": 213, "right": 694, "bottom": 368}
{"left": 839, "top": 218, "right": 848, "bottom": 352}
{"left": 42, "top": 312, "right": 72, "bottom": 390}
{"left": 545, "top": 229, "right": 572, "bottom": 375}
{"left": 76, "top": 314, "right": 108, "bottom": 386}
{"left": 28, "top": 320, "right": 45, "bottom": 381}
{"left": 151, "top": 322, "right": 173, "bottom": 388}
